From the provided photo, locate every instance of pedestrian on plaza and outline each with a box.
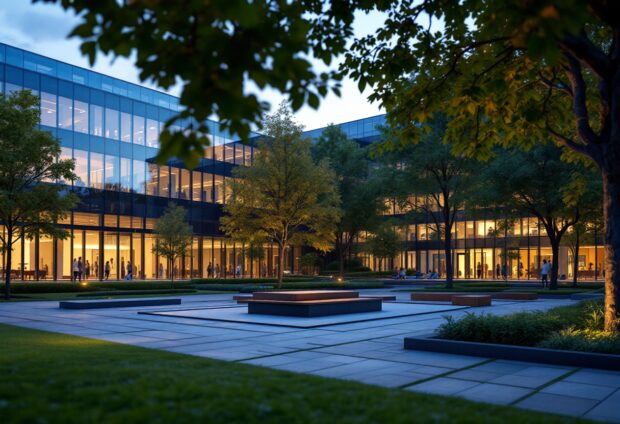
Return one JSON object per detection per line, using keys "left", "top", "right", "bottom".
{"left": 501, "top": 263, "right": 507, "bottom": 281}
{"left": 207, "top": 262, "right": 213, "bottom": 278}
{"left": 495, "top": 263, "right": 501, "bottom": 279}
{"left": 85, "top": 260, "right": 90, "bottom": 279}
{"left": 541, "top": 259, "right": 550, "bottom": 288}
{"left": 476, "top": 262, "right": 482, "bottom": 279}
{"left": 78, "top": 257, "right": 83, "bottom": 282}
{"left": 104, "top": 261, "right": 110, "bottom": 280}
{"left": 72, "top": 258, "right": 79, "bottom": 282}
{"left": 126, "top": 261, "right": 132, "bottom": 280}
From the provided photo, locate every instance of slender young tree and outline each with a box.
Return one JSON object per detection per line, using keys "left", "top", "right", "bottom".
{"left": 311, "top": 125, "right": 383, "bottom": 277}
{"left": 221, "top": 103, "right": 341, "bottom": 288}
{"left": 152, "top": 203, "right": 193, "bottom": 287}
{"left": 345, "top": 1, "right": 620, "bottom": 330}
{"left": 378, "top": 115, "right": 478, "bottom": 288}
{"left": 364, "top": 222, "right": 402, "bottom": 272}
{"left": 0, "top": 90, "right": 78, "bottom": 299}
{"left": 477, "top": 144, "right": 595, "bottom": 289}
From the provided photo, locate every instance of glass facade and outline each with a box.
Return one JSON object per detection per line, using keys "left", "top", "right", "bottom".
{"left": 0, "top": 42, "right": 305, "bottom": 281}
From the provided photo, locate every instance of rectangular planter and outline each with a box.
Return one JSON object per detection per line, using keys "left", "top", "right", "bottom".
{"left": 404, "top": 336, "right": 620, "bottom": 371}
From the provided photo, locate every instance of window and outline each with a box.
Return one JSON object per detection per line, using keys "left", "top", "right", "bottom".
{"left": 132, "top": 160, "right": 145, "bottom": 194}
{"left": 104, "top": 155, "right": 119, "bottom": 191}
{"left": 158, "top": 166, "right": 169, "bottom": 197}
{"left": 59, "top": 147, "right": 72, "bottom": 184}
{"left": 180, "top": 169, "right": 190, "bottom": 200}
{"left": 120, "top": 157, "right": 131, "bottom": 192}
{"left": 203, "top": 173, "right": 214, "bottom": 202}
{"left": 192, "top": 171, "right": 201, "bottom": 201}
{"left": 89, "top": 152, "right": 104, "bottom": 189}
{"left": 146, "top": 164, "right": 158, "bottom": 196}
{"left": 105, "top": 108, "right": 119, "bottom": 140}
{"left": 40, "top": 92, "right": 56, "bottom": 127}
{"left": 214, "top": 175, "right": 224, "bottom": 204}
{"left": 73, "top": 149, "right": 89, "bottom": 187}
{"left": 58, "top": 96, "right": 72, "bottom": 130}
{"left": 170, "top": 167, "right": 180, "bottom": 198}
{"left": 120, "top": 112, "right": 132, "bottom": 142}
{"left": 90, "top": 104, "right": 103, "bottom": 136}
{"left": 73, "top": 100, "right": 88, "bottom": 133}
{"left": 133, "top": 115, "right": 145, "bottom": 145}
{"left": 146, "top": 118, "right": 159, "bottom": 147}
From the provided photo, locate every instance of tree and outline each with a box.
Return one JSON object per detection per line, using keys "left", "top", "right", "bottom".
{"left": 345, "top": 1, "right": 620, "bottom": 330}
{"left": 477, "top": 144, "right": 593, "bottom": 289}
{"left": 220, "top": 103, "right": 341, "bottom": 288}
{"left": 364, "top": 222, "right": 402, "bottom": 272}
{"left": 311, "top": 125, "right": 383, "bottom": 277}
{"left": 378, "top": 115, "right": 478, "bottom": 288}
{"left": 152, "top": 203, "right": 193, "bottom": 286}
{"left": 42, "top": 0, "right": 364, "bottom": 167}
{"left": 0, "top": 91, "right": 78, "bottom": 299}
{"left": 562, "top": 170, "right": 603, "bottom": 286}
{"left": 299, "top": 252, "right": 322, "bottom": 276}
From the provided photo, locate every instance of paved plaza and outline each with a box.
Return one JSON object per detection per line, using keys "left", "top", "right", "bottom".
{"left": 1, "top": 288, "right": 618, "bottom": 422}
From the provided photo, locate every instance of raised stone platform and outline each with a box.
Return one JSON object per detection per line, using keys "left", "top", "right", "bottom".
{"left": 59, "top": 298, "right": 181, "bottom": 309}
{"left": 244, "top": 290, "right": 382, "bottom": 317}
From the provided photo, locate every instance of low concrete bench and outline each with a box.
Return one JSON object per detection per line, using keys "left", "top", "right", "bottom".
{"left": 361, "top": 295, "right": 397, "bottom": 301}
{"left": 410, "top": 292, "right": 464, "bottom": 302}
{"left": 451, "top": 295, "right": 492, "bottom": 307}
{"left": 233, "top": 295, "right": 253, "bottom": 303}
{"left": 246, "top": 297, "right": 382, "bottom": 317}
{"left": 59, "top": 298, "right": 181, "bottom": 309}
{"left": 252, "top": 290, "right": 358, "bottom": 301}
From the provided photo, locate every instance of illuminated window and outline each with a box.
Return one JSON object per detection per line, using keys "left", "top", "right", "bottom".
{"left": 73, "top": 100, "right": 88, "bottom": 133}
{"left": 40, "top": 92, "right": 56, "bottom": 127}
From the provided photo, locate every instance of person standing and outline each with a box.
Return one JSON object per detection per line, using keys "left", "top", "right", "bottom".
{"left": 72, "top": 258, "right": 79, "bottom": 282}
{"left": 541, "top": 259, "right": 549, "bottom": 288}
{"left": 158, "top": 263, "right": 164, "bottom": 279}
{"left": 214, "top": 264, "right": 220, "bottom": 279}
{"left": 501, "top": 263, "right": 508, "bottom": 281}
{"left": 207, "top": 262, "right": 213, "bottom": 278}
{"left": 476, "top": 262, "right": 482, "bottom": 279}
{"left": 126, "top": 260, "right": 132, "bottom": 281}
{"left": 495, "top": 263, "right": 501, "bottom": 279}
{"left": 104, "top": 261, "right": 111, "bottom": 280}
{"left": 78, "top": 257, "right": 83, "bottom": 282}
{"left": 85, "top": 260, "right": 90, "bottom": 279}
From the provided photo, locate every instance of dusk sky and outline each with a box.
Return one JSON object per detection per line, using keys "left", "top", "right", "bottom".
{"left": 0, "top": 0, "right": 384, "bottom": 131}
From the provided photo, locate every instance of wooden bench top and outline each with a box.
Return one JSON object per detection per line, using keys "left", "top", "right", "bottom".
{"left": 252, "top": 290, "right": 359, "bottom": 302}
{"left": 245, "top": 297, "right": 376, "bottom": 306}
{"left": 451, "top": 295, "right": 492, "bottom": 307}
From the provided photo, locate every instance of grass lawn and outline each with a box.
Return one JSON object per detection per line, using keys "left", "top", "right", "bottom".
{"left": 0, "top": 324, "right": 581, "bottom": 423}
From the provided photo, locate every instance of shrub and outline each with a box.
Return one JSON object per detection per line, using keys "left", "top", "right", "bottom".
{"left": 325, "top": 258, "right": 364, "bottom": 271}
{"left": 437, "top": 312, "right": 566, "bottom": 346}
{"left": 538, "top": 329, "right": 620, "bottom": 354}
{"left": 10, "top": 282, "right": 100, "bottom": 294}
{"left": 77, "top": 289, "right": 197, "bottom": 297}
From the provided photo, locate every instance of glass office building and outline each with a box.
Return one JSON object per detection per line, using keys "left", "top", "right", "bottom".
{"left": 0, "top": 42, "right": 301, "bottom": 281}
{"left": 308, "top": 116, "right": 605, "bottom": 281}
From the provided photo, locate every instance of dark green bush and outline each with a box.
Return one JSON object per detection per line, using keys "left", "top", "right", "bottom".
{"left": 191, "top": 277, "right": 318, "bottom": 285}
{"left": 537, "top": 329, "right": 620, "bottom": 354}
{"left": 10, "top": 282, "right": 100, "bottom": 294}
{"left": 195, "top": 284, "right": 274, "bottom": 292}
{"left": 76, "top": 289, "right": 197, "bottom": 297}
{"left": 437, "top": 312, "right": 566, "bottom": 346}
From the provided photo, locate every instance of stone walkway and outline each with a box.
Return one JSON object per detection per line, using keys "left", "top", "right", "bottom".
{"left": 0, "top": 288, "right": 618, "bottom": 423}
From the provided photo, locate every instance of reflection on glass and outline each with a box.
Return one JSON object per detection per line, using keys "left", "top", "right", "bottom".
{"left": 104, "top": 154, "right": 119, "bottom": 191}
{"left": 120, "top": 157, "right": 131, "bottom": 192}
{"left": 146, "top": 118, "right": 159, "bottom": 147}
{"left": 73, "top": 100, "right": 88, "bottom": 133}
{"left": 58, "top": 96, "right": 72, "bottom": 129}
{"left": 132, "top": 160, "right": 146, "bottom": 194}
{"left": 203, "top": 173, "right": 213, "bottom": 202}
{"left": 214, "top": 175, "right": 223, "bottom": 204}
{"left": 170, "top": 167, "right": 179, "bottom": 199}
{"left": 73, "top": 149, "right": 88, "bottom": 187}
{"left": 89, "top": 152, "right": 104, "bottom": 189}
{"left": 133, "top": 115, "right": 145, "bottom": 145}
{"left": 146, "top": 164, "right": 158, "bottom": 196}
{"left": 40, "top": 92, "right": 57, "bottom": 127}
{"left": 120, "top": 112, "right": 132, "bottom": 142}
{"left": 89, "top": 104, "right": 103, "bottom": 136}
{"left": 105, "top": 108, "right": 119, "bottom": 140}
{"left": 192, "top": 171, "right": 201, "bottom": 201}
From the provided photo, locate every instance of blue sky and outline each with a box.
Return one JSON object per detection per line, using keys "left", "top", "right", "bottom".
{"left": 0, "top": 1, "right": 384, "bottom": 130}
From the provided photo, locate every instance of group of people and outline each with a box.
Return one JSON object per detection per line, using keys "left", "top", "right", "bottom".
{"left": 72, "top": 257, "right": 133, "bottom": 281}
{"left": 391, "top": 268, "right": 438, "bottom": 280}
{"left": 205, "top": 262, "right": 254, "bottom": 278}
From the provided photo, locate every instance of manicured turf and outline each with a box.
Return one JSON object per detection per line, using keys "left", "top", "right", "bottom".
{"left": 0, "top": 324, "right": 582, "bottom": 423}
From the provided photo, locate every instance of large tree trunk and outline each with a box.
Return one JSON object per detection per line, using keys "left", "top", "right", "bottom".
{"left": 444, "top": 230, "right": 454, "bottom": 289}
{"left": 277, "top": 243, "right": 285, "bottom": 289}
{"left": 550, "top": 239, "right": 560, "bottom": 290}
{"left": 602, "top": 167, "right": 620, "bottom": 332}
{"left": 4, "top": 236, "right": 12, "bottom": 300}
